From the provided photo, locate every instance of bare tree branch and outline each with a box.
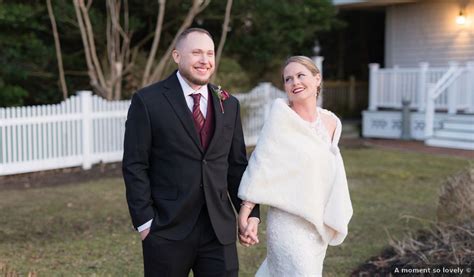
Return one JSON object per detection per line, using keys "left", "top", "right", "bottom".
{"left": 46, "top": 0, "right": 68, "bottom": 100}
{"left": 142, "top": 0, "right": 166, "bottom": 87}
{"left": 78, "top": 0, "right": 107, "bottom": 90}
{"left": 211, "top": 0, "right": 233, "bottom": 83}
{"left": 148, "top": 0, "right": 211, "bottom": 83}
{"left": 70, "top": 0, "right": 217, "bottom": 99}
{"left": 73, "top": 0, "right": 135, "bottom": 100}
{"left": 130, "top": 16, "right": 182, "bottom": 52}
{"left": 86, "top": 0, "right": 93, "bottom": 10}
{"left": 73, "top": 0, "right": 106, "bottom": 97}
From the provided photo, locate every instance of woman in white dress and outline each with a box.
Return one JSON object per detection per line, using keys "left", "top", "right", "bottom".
{"left": 237, "top": 56, "right": 353, "bottom": 276}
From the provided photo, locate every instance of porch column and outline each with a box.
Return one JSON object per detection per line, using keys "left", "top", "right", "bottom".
{"left": 467, "top": 61, "right": 474, "bottom": 113}
{"left": 447, "top": 61, "right": 458, "bottom": 115}
{"left": 417, "top": 62, "right": 429, "bottom": 112}
{"left": 369, "top": 63, "right": 379, "bottom": 111}
{"left": 424, "top": 83, "right": 436, "bottom": 138}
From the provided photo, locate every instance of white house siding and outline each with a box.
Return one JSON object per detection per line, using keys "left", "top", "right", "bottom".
{"left": 385, "top": 0, "right": 474, "bottom": 67}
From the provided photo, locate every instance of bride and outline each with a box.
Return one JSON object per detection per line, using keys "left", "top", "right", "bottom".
{"left": 237, "top": 56, "right": 353, "bottom": 276}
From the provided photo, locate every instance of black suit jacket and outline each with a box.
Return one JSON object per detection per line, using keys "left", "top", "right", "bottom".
{"left": 122, "top": 72, "right": 259, "bottom": 245}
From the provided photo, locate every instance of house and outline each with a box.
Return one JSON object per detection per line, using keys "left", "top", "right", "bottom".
{"left": 333, "top": 0, "right": 474, "bottom": 150}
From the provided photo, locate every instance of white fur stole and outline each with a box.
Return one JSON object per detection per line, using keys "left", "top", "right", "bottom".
{"left": 238, "top": 98, "right": 353, "bottom": 245}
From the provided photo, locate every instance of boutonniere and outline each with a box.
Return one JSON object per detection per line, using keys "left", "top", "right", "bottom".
{"left": 212, "top": 85, "right": 230, "bottom": 114}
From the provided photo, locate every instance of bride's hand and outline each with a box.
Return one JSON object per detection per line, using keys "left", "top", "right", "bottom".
{"left": 238, "top": 210, "right": 251, "bottom": 247}
{"left": 238, "top": 202, "right": 254, "bottom": 246}
{"left": 244, "top": 217, "right": 260, "bottom": 245}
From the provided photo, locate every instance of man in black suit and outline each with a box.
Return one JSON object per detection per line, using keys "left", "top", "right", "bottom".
{"left": 122, "top": 28, "right": 260, "bottom": 276}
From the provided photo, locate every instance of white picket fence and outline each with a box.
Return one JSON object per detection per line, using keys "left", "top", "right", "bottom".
{"left": 0, "top": 91, "right": 129, "bottom": 176}
{"left": 234, "top": 82, "right": 286, "bottom": 146}
{"left": 0, "top": 84, "right": 287, "bottom": 176}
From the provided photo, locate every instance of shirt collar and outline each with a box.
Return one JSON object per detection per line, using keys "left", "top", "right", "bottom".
{"left": 176, "top": 71, "right": 208, "bottom": 100}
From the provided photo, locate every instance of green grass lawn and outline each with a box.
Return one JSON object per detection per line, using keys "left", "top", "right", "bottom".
{"left": 0, "top": 147, "right": 470, "bottom": 276}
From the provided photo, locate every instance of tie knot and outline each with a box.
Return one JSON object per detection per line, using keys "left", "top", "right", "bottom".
{"left": 191, "top": 93, "right": 201, "bottom": 103}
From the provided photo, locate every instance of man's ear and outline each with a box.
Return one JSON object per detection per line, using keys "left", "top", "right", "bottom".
{"left": 172, "top": 49, "right": 180, "bottom": 64}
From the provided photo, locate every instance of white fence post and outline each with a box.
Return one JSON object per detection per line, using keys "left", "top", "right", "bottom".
{"left": 368, "top": 63, "right": 379, "bottom": 111}
{"left": 417, "top": 62, "right": 429, "bottom": 112}
{"left": 312, "top": 56, "right": 324, "bottom": 107}
{"left": 391, "top": 65, "right": 400, "bottom": 107}
{"left": 467, "top": 61, "right": 474, "bottom": 113}
{"left": 80, "top": 91, "right": 93, "bottom": 170}
{"left": 0, "top": 109, "right": 5, "bottom": 172}
{"left": 262, "top": 82, "right": 272, "bottom": 119}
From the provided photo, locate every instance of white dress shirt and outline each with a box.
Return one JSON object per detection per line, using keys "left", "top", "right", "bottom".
{"left": 177, "top": 71, "right": 209, "bottom": 117}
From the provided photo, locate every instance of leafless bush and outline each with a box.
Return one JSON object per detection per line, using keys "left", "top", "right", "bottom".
{"left": 352, "top": 166, "right": 474, "bottom": 276}
{"left": 437, "top": 165, "right": 474, "bottom": 224}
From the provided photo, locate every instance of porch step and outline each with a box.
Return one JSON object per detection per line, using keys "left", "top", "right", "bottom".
{"left": 443, "top": 122, "right": 474, "bottom": 131}
{"left": 444, "top": 115, "right": 474, "bottom": 130}
{"left": 446, "top": 114, "right": 474, "bottom": 121}
{"left": 426, "top": 138, "right": 474, "bottom": 150}
{"left": 427, "top": 114, "right": 474, "bottom": 150}
{"left": 434, "top": 129, "right": 474, "bottom": 141}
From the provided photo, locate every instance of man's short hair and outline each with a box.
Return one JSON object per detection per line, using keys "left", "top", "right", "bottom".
{"left": 175, "top": 28, "right": 214, "bottom": 49}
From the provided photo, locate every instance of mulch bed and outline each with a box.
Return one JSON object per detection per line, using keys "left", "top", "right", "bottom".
{"left": 0, "top": 162, "right": 122, "bottom": 191}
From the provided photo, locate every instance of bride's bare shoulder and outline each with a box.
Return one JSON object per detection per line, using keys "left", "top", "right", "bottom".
{"left": 319, "top": 108, "right": 340, "bottom": 130}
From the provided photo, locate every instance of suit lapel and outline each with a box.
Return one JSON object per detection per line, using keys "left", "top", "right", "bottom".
{"left": 162, "top": 73, "right": 203, "bottom": 153}
{"left": 205, "top": 84, "right": 224, "bottom": 155}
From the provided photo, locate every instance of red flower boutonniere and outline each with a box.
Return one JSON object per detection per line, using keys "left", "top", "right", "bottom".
{"left": 212, "top": 85, "right": 230, "bottom": 114}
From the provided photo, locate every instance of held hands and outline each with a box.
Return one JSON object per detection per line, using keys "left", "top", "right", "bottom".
{"left": 238, "top": 201, "right": 260, "bottom": 247}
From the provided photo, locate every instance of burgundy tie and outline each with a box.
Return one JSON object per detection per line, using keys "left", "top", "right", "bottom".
{"left": 191, "top": 93, "right": 205, "bottom": 135}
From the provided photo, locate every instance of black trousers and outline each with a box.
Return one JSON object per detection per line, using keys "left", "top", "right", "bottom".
{"left": 142, "top": 206, "right": 238, "bottom": 277}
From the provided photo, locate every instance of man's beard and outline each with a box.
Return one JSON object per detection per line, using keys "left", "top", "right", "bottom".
{"left": 180, "top": 67, "right": 213, "bottom": 86}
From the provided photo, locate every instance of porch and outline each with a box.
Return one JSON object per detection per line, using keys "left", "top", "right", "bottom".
{"left": 364, "top": 62, "right": 474, "bottom": 150}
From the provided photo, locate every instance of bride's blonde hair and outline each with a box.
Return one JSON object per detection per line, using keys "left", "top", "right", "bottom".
{"left": 282, "top": 56, "right": 322, "bottom": 98}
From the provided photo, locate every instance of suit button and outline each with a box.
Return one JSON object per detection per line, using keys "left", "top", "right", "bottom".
{"left": 200, "top": 184, "right": 203, "bottom": 188}
{"left": 202, "top": 159, "right": 207, "bottom": 165}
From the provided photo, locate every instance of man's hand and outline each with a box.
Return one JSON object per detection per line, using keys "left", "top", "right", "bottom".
{"left": 140, "top": 228, "right": 150, "bottom": 241}
{"left": 238, "top": 216, "right": 259, "bottom": 247}
{"left": 243, "top": 217, "right": 259, "bottom": 244}
{"left": 238, "top": 201, "right": 259, "bottom": 247}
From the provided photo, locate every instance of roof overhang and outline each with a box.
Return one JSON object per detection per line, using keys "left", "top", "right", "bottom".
{"left": 333, "top": 0, "right": 418, "bottom": 9}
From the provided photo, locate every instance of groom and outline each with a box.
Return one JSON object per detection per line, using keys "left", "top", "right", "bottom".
{"left": 122, "top": 28, "right": 260, "bottom": 276}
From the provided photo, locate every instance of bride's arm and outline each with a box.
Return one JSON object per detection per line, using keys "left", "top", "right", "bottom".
{"left": 238, "top": 201, "right": 259, "bottom": 246}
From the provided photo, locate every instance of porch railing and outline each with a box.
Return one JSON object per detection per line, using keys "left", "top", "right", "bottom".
{"left": 424, "top": 64, "right": 471, "bottom": 137}
{"left": 368, "top": 62, "right": 474, "bottom": 113}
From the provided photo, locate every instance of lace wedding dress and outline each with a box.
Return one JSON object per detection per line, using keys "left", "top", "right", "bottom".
{"left": 256, "top": 108, "right": 337, "bottom": 277}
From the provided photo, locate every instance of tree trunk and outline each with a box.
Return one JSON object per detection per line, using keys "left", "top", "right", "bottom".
{"left": 71, "top": 0, "right": 213, "bottom": 99}
{"left": 46, "top": 0, "right": 68, "bottom": 100}
{"left": 148, "top": 0, "right": 210, "bottom": 83}
{"left": 211, "top": 0, "right": 233, "bottom": 83}
{"left": 142, "top": 0, "right": 166, "bottom": 87}
{"left": 73, "top": 0, "right": 107, "bottom": 98}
